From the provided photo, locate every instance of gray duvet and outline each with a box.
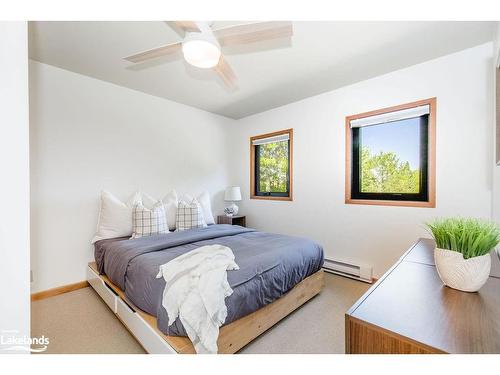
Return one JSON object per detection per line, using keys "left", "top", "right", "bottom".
{"left": 94, "top": 224, "right": 323, "bottom": 336}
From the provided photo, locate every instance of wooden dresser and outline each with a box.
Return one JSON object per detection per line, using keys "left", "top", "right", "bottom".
{"left": 345, "top": 238, "right": 500, "bottom": 354}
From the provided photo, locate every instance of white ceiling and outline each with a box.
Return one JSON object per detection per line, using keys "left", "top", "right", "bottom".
{"left": 29, "top": 21, "right": 496, "bottom": 119}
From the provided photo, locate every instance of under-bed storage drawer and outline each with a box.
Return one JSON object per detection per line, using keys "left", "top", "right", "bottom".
{"left": 116, "top": 299, "right": 177, "bottom": 354}
{"left": 86, "top": 265, "right": 117, "bottom": 313}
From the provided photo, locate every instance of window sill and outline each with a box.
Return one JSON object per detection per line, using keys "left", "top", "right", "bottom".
{"left": 251, "top": 194, "right": 293, "bottom": 201}
{"left": 345, "top": 198, "right": 435, "bottom": 208}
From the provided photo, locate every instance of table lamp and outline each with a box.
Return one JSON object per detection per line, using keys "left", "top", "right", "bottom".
{"left": 224, "top": 186, "right": 242, "bottom": 216}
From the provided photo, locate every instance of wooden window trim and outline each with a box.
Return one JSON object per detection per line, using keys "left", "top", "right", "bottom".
{"left": 250, "top": 128, "right": 293, "bottom": 201}
{"left": 345, "top": 98, "right": 436, "bottom": 208}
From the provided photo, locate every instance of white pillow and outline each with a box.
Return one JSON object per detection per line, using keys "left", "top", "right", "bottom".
{"left": 176, "top": 199, "right": 207, "bottom": 231}
{"left": 131, "top": 201, "right": 169, "bottom": 239}
{"left": 92, "top": 191, "right": 141, "bottom": 244}
{"left": 182, "top": 191, "right": 215, "bottom": 225}
{"left": 141, "top": 190, "right": 178, "bottom": 231}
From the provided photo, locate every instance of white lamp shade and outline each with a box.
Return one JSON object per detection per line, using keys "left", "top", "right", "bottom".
{"left": 224, "top": 186, "right": 242, "bottom": 201}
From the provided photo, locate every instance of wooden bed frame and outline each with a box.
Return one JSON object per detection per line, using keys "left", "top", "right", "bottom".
{"left": 87, "top": 262, "right": 324, "bottom": 354}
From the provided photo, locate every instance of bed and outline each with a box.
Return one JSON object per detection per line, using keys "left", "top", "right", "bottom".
{"left": 88, "top": 224, "right": 324, "bottom": 353}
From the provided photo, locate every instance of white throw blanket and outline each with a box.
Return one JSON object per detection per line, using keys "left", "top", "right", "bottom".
{"left": 156, "top": 244, "right": 239, "bottom": 354}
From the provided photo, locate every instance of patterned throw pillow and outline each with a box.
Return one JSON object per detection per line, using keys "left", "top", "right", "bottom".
{"left": 131, "top": 201, "right": 169, "bottom": 239}
{"left": 176, "top": 199, "right": 207, "bottom": 231}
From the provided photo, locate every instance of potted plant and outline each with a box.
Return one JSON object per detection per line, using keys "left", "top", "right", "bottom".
{"left": 426, "top": 217, "right": 500, "bottom": 292}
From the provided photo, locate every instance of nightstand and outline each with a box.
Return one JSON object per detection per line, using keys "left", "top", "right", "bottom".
{"left": 217, "top": 215, "right": 246, "bottom": 227}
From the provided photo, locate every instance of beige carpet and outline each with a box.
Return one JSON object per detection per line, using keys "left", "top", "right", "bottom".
{"left": 31, "top": 273, "right": 370, "bottom": 354}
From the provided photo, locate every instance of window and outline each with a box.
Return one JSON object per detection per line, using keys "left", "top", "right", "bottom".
{"left": 345, "top": 98, "right": 436, "bottom": 207}
{"left": 250, "top": 129, "right": 293, "bottom": 200}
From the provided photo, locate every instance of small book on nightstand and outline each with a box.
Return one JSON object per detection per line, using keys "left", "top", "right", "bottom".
{"left": 217, "top": 215, "right": 246, "bottom": 227}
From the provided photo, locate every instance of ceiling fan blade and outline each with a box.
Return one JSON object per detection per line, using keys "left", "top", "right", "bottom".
{"left": 213, "top": 21, "right": 293, "bottom": 47}
{"left": 164, "top": 21, "right": 185, "bottom": 37}
{"left": 169, "top": 21, "right": 200, "bottom": 33}
{"left": 123, "top": 42, "right": 182, "bottom": 63}
{"left": 213, "top": 55, "right": 237, "bottom": 88}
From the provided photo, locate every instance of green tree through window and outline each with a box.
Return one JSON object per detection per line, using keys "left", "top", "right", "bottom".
{"left": 347, "top": 99, "right": 435, "bottom": 206}
{"left": 360, "top": 146, "right": 419, "bottom": 194}
{"left": 258, "top": 141, "right": 289, "bottom": 193}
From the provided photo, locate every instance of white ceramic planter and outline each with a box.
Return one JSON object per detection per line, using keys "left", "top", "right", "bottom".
{"left": 434, "top": 248, "right": 491, "bottom": 292}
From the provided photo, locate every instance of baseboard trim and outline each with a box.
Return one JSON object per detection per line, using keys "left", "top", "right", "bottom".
{"left": 31, "top": 281, "right": 89, "bottom": 301}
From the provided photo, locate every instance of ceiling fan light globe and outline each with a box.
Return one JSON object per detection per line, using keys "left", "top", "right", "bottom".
{"left": 182, "top": 39, "right": 221, "bottom": 69}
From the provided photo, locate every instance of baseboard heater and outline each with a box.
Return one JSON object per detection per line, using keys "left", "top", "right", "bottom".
{"left": 322, "top": 258, "right": 373, "bottom": 284}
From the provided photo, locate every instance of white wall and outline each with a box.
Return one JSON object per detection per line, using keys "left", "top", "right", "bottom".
{"left": 30, "top": 42, "right": 496, "bottom": 290}
{"left": 30, "top": 61, "right": 235, "bottom": 292}
{"left": 231, "top": 43, "right": 495, "bottom": 277}
{"left": 496, "top": 22, "right": 500, "bottom": 67}
{"left": 0, "top": 22, "right": 30, "bottom": 351}
{"left": 492, "top": 23, "right": 500, "bottom": 224}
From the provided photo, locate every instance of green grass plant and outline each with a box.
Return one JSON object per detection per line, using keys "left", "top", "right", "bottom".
{"left": 426, "top": 217, "right": 500, "bottom": 259}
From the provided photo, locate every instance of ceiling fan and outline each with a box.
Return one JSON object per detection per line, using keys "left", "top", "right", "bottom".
{"left": 123, "top": 21, "right": 293, "bottom": 88}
